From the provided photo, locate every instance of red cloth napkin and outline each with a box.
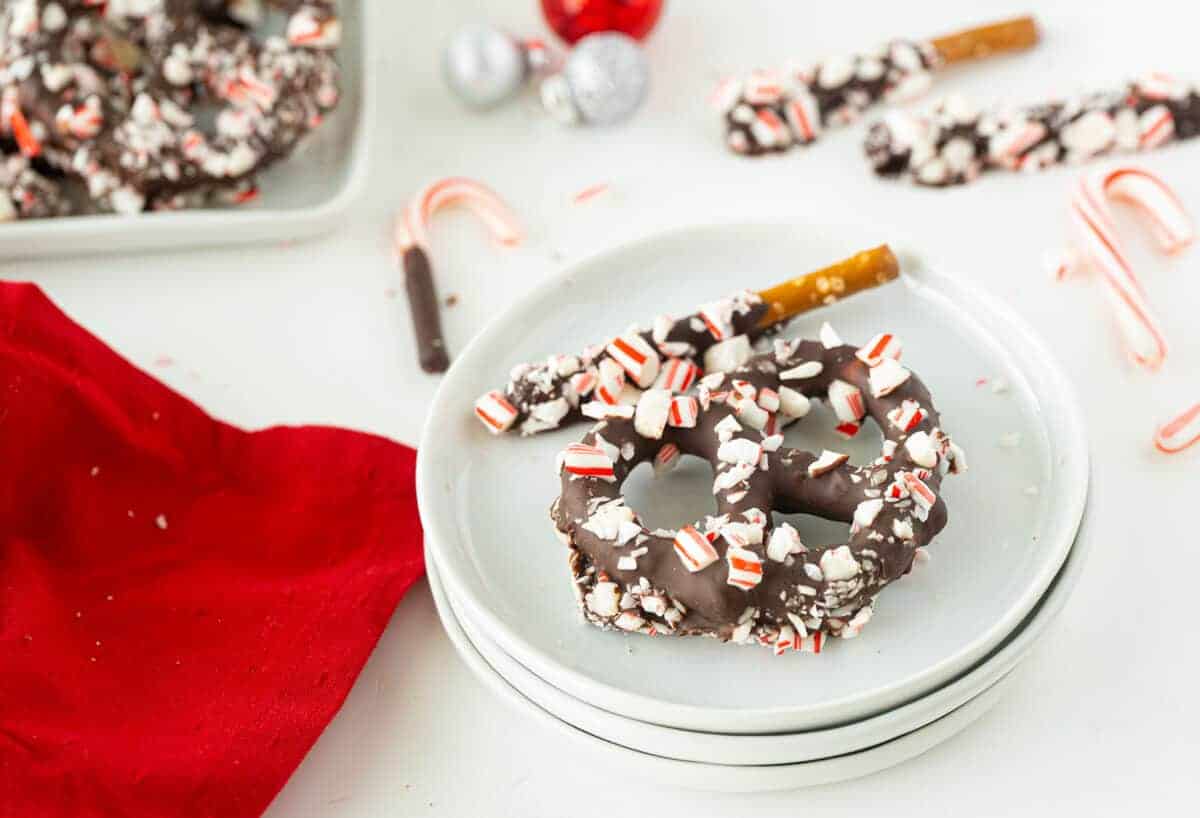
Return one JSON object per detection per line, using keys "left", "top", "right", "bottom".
{"left": 0, "top": 283, "right": 424, "bottom": 818}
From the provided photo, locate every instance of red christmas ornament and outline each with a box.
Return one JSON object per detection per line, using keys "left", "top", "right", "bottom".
{"left": 540, "top": 0, "right": 664, "bottom": 44}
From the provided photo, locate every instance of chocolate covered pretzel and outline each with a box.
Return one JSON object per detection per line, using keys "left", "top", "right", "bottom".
{"left": 0, "top": 0, "right": 340, "bottom": 216}
{"left": 716, "top": 16, "right": 1038, "bottom": 157}
{"left": 474, "top": 245, "right": 901, "bottom": 436}
{"left": 550, "top": 326, "right": 965, "bottom": 652}
{"left": 865, "top": 74, "right": 1200, "bottom": 186}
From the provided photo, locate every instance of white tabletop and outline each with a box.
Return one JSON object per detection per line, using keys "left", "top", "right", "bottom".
{"left": 10, "top": 0, "right": 1199, "bottom": 813}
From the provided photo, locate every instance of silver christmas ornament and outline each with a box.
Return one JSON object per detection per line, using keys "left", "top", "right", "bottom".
{"left": 443, "top": 23, "right": 528, "bottom": 109}
{"left": 547, "top": 32, "right": 649, "bottom": 126}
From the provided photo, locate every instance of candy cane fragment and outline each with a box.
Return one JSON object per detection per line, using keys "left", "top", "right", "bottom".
{"left": 1154, "top": 402, "right": 1200, "bottom": 454}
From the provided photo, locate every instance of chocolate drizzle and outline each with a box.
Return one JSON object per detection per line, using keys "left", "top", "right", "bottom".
{"left": 551, "top": 337, "right": 964, "bottom": 650}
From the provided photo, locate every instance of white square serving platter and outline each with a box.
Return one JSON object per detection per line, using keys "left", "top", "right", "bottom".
{"left": 0, "top": 0, "right": 371, "bottom": 260}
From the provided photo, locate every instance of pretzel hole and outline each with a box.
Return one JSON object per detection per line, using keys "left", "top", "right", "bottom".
{"left": 622, "top": 456, "right": 721, "bottom": 530}
{"left": 771, "top": 511, "right": 853, "bottom": 549}
{"left": 781, "top": 400, "right": 884, "bottom": 465}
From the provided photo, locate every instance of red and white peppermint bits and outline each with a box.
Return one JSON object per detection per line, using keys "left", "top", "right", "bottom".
{"left": 808, "top": 449, "right": 849, "bottom": 477}
{"left": 607, "top": 333, "right": 661, "bottom": 388}
{"left": 595, "top": 358, "right": 626, "bottom": 405}
{"left": 785, "top": 89, "right": 822, "bottom": 144}
{"left": 634, "top": 389, "right": 672, "bottom": 440}
{"left": 887, "top": 399, "right": 925, "bottom": 432}
{"left": 668, "top": 396, "right": 699, "bottom": 428}
{"left": 902, "top": 472, "right": 936, "bottom": 512}
{"left": 1154, "top": 402, "right": 1200, "bottom": 454}
{"left": 725, "top": 546, "right": 764, "bottom": 590}
{"left": 868, "top": 358, "right": 912, "bottom": 397}
{"left": 656, "top": 358, "right": 700, "bottom": 393}
{"left": 856, "top": 333, "right": 903, "bottom": 366}
{"left": 474, "top": 390, "right": 518, "bottom": 433}
{"left": 561, "top": 443, "right": 616, "bottom": 480}
{"left": 698, "top": 299, "right": 734, "bottom": 340}
{"left": 654, "top": 443, "right": 681, "bottom": 474}
{"left": 674, "top": 525, "right": 719, "bottom": 572}
{"left": 1138, "top": 105, "right": 1174, "bottom": 150}
{"left": 827, "top": 379, "right": 866, "bottom": 423}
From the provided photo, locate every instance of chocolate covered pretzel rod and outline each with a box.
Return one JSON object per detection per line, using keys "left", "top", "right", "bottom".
{"left": 474, "top": 245, "right": 900, "bottom": 436}
{"left": 865, "top": 74, "right": 1200, "bottom": 186}
{"left": 715, "top": 16, "right": 1038, "bottom": 157}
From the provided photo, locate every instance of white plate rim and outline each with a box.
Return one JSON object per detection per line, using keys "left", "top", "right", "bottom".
{"left": 418, "top": 221, "right": 1091, "bottom": 733}
{"left": 429, "top": 499, "right": 1088, "bottom": 764}
{"left": 427, "top": 546, "right": 1022, "bottom": 793}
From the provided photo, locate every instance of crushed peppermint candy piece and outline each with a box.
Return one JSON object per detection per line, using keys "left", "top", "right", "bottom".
{"left": 714, "top": 414, "right": 743, "bottom": 442}
{"left": 869, "top": 358, "right": 911, "bottom": 397}
{"left": 704, "top": 335, "right": 753, "bottom": 373}
{"left": 887, "top": 399, "right": 925, "bottom": 432}
{"left": 904, "top": 431, "right": 940, "bottom": 468}
{"left": 808, "top": 449, "right": 849, "bottom": 477}
{"left": 766, "top": 523, "right": 803, "bottom": 562}
{"left": 607, "top": 333, "right": 660, "bottom": 388}
{"left": 474, "top": 390, "right": 518, "bottom": 433}
{"left": 562, "top": 443, "right": 615, "bottom": 480}
{"left": 668, "top": 396, "right": 699, "bottom": 428}
{"left": 718, "top": 438, "right": 764, "bottom": 464}
{"left": 827, "top": 379, "right": 866, "bottom": 423}
{"left": 733, "top": 396, "right": 770, "bottom": 430}
{"left": 902, "top": 472, "right": 936, "bottom": 511}
{"left": 582, "top": 498, "right": 635, "bottom": 540}
{"left": 777, "top": 386, "right": 811, "bottom": 418}
{"left": 892, "top": 517, "right": 914, "bottom": 540}
{"left": 780, "top": 361, "right": 823, "bottom": 380}
{"left": 757, "top": 387, "right": 780, "bottom": 413}
{"left": 819, "top": 545, "right": 860, "bottom": 581}
{"left": 856, "top": 333, "right": 902, "bottom": 366}
{"left": 582, "top": 401, "right": 635, "bottom": 420}
{"left": 852, "top": 498, "right": 884, "bottom": 531}
{"left": 819, "top": 322, "right": 843, "bottom": 348}
{"left": 634, "top": 389, "right": 672, "bottom": 440}
{"left": 674, "top": 526, "right": 719, "bottom": 572}
{"left": 651, "top": 314, "right": 675, "bottom": 344}
{"left": 653, "top": 443, "right": 680, "bottom": 474}
{"left": 725, "top": 546, "right": 764, "bottom": 590}
{"left": 698, "top": 299, "right": 735, "bottom": 339}
{"left": 585, "top": 581, "right": 621, "bottom": 617}
{"left": 595, "top": 358, "right": 626, "bottom": 404}
{"left": 656, "top": 358, "right": 700, "bottom": 393}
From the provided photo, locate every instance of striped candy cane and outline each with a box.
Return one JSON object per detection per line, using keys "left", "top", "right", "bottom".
{"left": 1067, "top": 166, "right": 1193, "bottom": 371}
{"left": 1154, "top": 402, "right": 1200, "bottom": 454}
{"left": 393, "top": 178, "right": 523, "bottom": 372}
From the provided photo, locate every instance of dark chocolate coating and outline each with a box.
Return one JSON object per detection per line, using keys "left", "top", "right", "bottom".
{"left": 864, "top": 78, "right": 1200, "bottom": 186}
{"left": 403, "top": 246, "right": 450, "bottom": 374}
{"left": 722, "top": 40, "right": 941, "bottom": 156}
{"left": 502, "top": 296, "right": 771, "bottom": 435}
{"left": 552, "top": 338, "right": 960, "bottom": 647}
{"left": 0, "top": 0, "right": 340, "bottom": 216}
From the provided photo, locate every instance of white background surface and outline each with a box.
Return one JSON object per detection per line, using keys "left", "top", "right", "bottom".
{"left": 7, "top": 0, "right": 1199, "bottom": 813}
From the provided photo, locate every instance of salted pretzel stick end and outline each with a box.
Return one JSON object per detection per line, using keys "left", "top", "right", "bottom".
{"left": 931, "top": 15, "right": 1040, "bottom": 65}
{"left": 756, "top": 244, "right": 901, "bottom": 329}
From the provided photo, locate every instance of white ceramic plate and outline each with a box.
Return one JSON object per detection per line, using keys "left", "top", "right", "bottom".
{"left": 431, "top": 500, "right": 1087, "bottom": 764}
{"left": 428, "top": 547, "right": 1021, "bottom": 793}
{"left": 0, "top": 2, "right": 370, "bottom": 260}
{"left": 418, "top": 222, "right": 1089, "bottom": 734}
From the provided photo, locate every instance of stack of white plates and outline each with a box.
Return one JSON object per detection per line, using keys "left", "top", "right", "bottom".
{"left": 418, "top": 224, "right": 1090, "bottom": 792}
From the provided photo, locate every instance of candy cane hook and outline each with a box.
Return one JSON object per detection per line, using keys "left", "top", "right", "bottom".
{"left": 393, "top": 178, "right": 522, "bottom": 373}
